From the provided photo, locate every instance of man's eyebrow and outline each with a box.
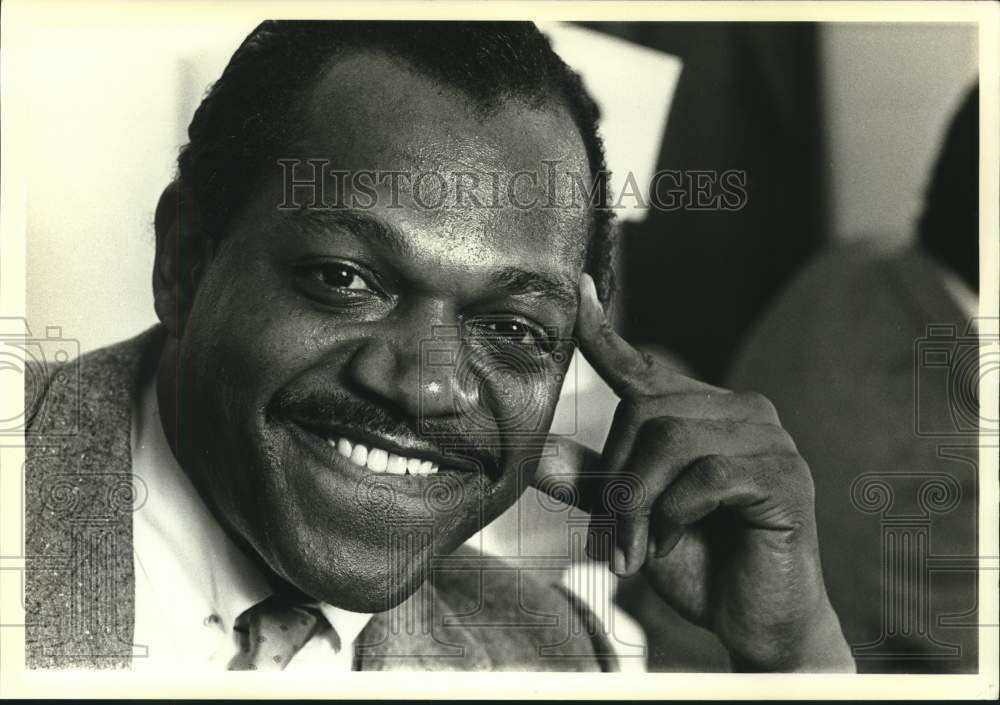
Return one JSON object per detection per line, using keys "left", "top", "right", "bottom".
{"left": 282, "top": 209, "right": 578, "bottom": 309}
{"left": 489, "top": 267, "right": 579, "bottom": 310}
{"left": 282, "top": 208, "right": 415, "bottom": 258}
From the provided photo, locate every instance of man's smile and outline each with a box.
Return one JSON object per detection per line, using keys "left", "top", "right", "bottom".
{"left": 281, "top": 413, "right": 499, "bottom": 490}
{"left": 333, "top": 436, "right": 441, "bottom": 476}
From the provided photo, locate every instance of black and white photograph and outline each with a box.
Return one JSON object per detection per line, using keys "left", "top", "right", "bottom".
{"left": 0, "top": 0, "right": 996, "bottom": 699}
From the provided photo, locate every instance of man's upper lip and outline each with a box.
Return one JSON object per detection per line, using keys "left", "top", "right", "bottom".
{"left": 288, "top": 417, "right": 485, "bottom": 474}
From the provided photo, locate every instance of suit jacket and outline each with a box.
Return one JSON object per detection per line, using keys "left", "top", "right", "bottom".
{"left": 24, "top": 326, "right": 617, "bottom": 671}
{"left": 727, "top": 243, "right": 979, "bottom": 673}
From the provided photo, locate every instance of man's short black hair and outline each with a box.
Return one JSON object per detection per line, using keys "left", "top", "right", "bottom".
{"left": 177, "top": 20, "right": 615, "bottom": 305}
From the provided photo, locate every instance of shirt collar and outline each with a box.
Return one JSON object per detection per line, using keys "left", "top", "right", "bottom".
{"left": 133, "top": 376, "right": 373, "bottom": 642}
{"left": 318, "top": 603, "right": 377, "bottom": 648}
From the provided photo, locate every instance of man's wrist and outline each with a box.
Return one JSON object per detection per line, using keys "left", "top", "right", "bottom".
{"left": 728, "top": 597, "right": 856, "bottom": 673}
{"left": 792, "top": 597, "right": 856, "bottom": 672}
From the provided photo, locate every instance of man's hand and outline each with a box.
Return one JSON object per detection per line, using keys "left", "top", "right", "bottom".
{"left": 533, "top": 274, "right": 854, "bottom": 672}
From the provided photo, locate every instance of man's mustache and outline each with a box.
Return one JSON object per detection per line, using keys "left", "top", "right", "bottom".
{"left": 269, "top": 389, "right": 503, "bottom": 476}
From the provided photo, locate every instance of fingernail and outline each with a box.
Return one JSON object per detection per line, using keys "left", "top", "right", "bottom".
{"left": 612, "top": 546, "right": 628, "bottom": 576}
{"left": 646, "top": 535, "right": 658, "bottom": 560}
{"left": 579, "top": 273, "right": 599, "bottom": 306}
{"left": 654, "top": 523, "right": 685, "bottom": 558}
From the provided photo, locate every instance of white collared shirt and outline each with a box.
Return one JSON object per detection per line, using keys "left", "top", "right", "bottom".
{"left": 130, "top": 377, "right": 373, "bottom": 672}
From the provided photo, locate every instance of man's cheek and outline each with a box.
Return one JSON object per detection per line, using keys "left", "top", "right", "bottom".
{"left": 193, "top": 252, "right": 316, "bottom": 374}
{"left": 195, "top": 306, "right": 316, "bottom": 402}
{"left": 488, "top": 367, "right": 563, "bottom": 439}
{"left": 489, "top": 364, "right": 566, "bottom": 492}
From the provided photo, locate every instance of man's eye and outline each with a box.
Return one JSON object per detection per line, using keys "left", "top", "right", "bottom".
{"left": 485, "top": 320, "right": 535, "bottom": 344}
{"left": 310, "top": 263, "right": 373, "bottom": 291}
{"left": 292, "top": 259, "right": 383, "bottom": 305}
{"left": 469, "top": 319, "right": 554, "bottom": 356}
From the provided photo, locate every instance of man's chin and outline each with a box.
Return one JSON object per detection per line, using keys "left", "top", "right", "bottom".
{"left": 270, "top": 540, "right": 442, "bottom": 614}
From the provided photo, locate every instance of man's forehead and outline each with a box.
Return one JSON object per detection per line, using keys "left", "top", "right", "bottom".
{"left": 298, "top": 49, "right": 590, "bottom": 179}
{"left": 268, "top": 49, "right": 594, "bottom": 271}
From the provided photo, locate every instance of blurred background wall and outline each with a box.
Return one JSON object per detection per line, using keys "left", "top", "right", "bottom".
{"left": 824, "top": 23, "right": 979, "bottom": 246}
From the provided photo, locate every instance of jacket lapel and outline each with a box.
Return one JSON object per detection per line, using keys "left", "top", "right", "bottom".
{"left": 25, "top": 326, "right": 164, "bottom": 669}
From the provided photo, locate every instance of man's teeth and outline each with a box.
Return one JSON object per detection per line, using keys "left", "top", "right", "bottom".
{"left": 330, "top": 437, "right": 439, "bottom": 475}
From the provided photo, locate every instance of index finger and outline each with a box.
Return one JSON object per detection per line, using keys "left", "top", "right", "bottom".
{"left": 575, "top": 273, "right": 721, "bottom": 397}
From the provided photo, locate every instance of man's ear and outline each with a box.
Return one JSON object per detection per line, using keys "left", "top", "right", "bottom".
{"left": 153, "top": 180, "right": 214, "bottom": 338}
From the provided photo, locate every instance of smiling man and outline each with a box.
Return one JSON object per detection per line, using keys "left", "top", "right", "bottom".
{"left": 25, "top": 21, "right": 853, "bottom": 673}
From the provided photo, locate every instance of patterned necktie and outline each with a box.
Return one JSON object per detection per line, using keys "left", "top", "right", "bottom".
{"left": 228, "top": 596, "right": 336, "bottom": 671}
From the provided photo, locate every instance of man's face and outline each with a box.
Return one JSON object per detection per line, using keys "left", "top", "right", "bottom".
{"left": 171, "top": 51, "right": 593, "bottom": 612}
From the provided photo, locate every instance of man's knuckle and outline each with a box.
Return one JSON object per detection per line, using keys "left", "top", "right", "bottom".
{"left": 796, "top": 460, "right": 817, "bottom": 503}
{"left": 597, "top": 318, "right": 617, "bottom": 341}
{"left": 735, "top": 390, "right": 779, "bottom": 421}
{"left": 780, "top": 505, "right": 813, "bottom": 534}
{"left": 622, "top": 350, "right": 657, "bottom": 393}
{"left": 695, "top": 454, "right": 732, "bottom": 487}
{"left": 658, "top": 491, "right": 685, "bottom": 522}
{"left": 763, "top": 425, "right": 799, "bottom": 454}
{"left": 777, "top": 455, "right": 815, "bottom": 503}
{"left": 784, "top": 453, "right": 811, "bottom": 478}
{"left": 639, "top": 349, "right": 658, "bottom": 374}
{"left": 644, "top": 415, "right": 686, "bottom": 446}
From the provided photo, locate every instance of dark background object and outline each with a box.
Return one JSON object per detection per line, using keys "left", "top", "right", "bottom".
{"left": 918, "top": 85, "right": 979, "bottom": 292}
{"left": 585, "top": 22, "right": 829, "bottom": 383}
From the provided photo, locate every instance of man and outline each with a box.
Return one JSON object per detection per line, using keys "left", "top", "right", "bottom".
{"left": 25, "top": 21, "right": 853, "bottom": 672}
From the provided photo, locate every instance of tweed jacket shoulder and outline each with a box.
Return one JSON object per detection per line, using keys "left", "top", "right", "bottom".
{"left": 24, "top": 327, "right": 617, "bottom": 672}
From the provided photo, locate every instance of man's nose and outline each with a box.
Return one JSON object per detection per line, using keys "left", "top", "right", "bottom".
{"left": 343, "top": 315, "right": 478, "bottom": 420}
